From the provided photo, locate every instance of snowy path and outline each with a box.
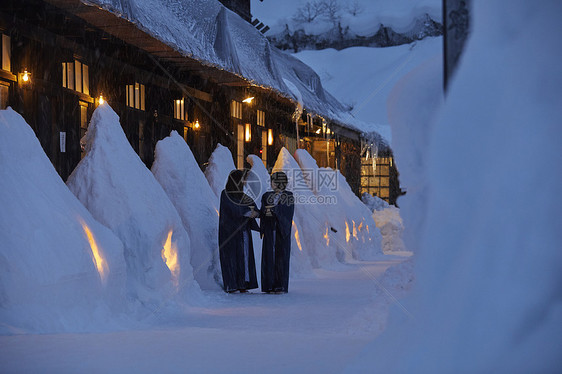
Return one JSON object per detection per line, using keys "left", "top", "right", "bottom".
{"left": 0, "top": 259, "right": 408, "bottom": 373}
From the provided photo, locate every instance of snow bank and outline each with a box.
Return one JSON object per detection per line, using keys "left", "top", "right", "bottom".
{"left": 348, "top": 1, "right": 562, "bottom": 372}
{"left": 361, "top": 192, "right": 389, "bottom": 212}
{"left": 204, "top": 143, "right": 236, "bottom": 198}
{"left": 67, "top": 104, "right": 200, "bottom": 309}
{"left": 272, "top": 148, "right": 336, "bottom": 273}
{"left": 372, "top": 206, "right": 406, "bottom": 253}
{"left": 0, "top": 108, "right": 126, "bottom": 333}
{"left": 294, "top": 149, "right": 382, "bottom": 260}
{"left": 245, "top": 154, "right": 271, "bottom": 208}
{"left": 152, "top": 131, "right": 221, "bottom": 290}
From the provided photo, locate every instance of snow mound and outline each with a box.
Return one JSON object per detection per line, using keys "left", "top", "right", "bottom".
{"left": 67, "top": 104, "right": 200, "bottom": 309}
{"left": 245, "top": 154, "right": 271, "bottom": 208}
{"left": 152, "top": 131, "right": 221, "bottom": 290}
{"left": 204, "top": 143, "right": 236, "bottom": 198}
{"left": 0, "top": 108, "right": 126, "bottom": 333}
{"left": 294, "top": 148, "right": 383, "bottom": 260}
{"left": 273, "top": 148, "right": 338, "bottom": 273}
{"left": 348, "top": 1, "right": 562, "bottom": 372}
{"left": 372, "top": 206, "right": 406, "bottom": 253}
{"left": 361, "top": 192, "right": 389, "bottom": 212}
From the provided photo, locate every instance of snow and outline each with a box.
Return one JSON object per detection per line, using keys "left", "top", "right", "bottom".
{"left": 372, "top": 205, "right": 406, "bottom": 253}
{"left": 251, "top": 0, "right": 441, "bottom": 36}
{"left": 0, "top": 259, "right": 410, "bottom": 373}
{"left": 152, "top": 131, "right": 221, "bottom": 290}
{"left": 293, "top": 36, "right": 443, "bottom": 141}
{"left": 0, "top": 108, "right": 126, "bottom": 334}
{"left": 294, "top": 149, "right": 383, "bottom": 260}
{"left": 245, "top": 154, "right": 271, "bottom": 207}
{"left": 347, "top": 0, "right": 562, "bottom": 372}
{"left": 361, "top": 192, "right": 389, "bottom": 212}
{"left": 204, "top": 143, "right": 236, "bottom": 198}
{"left": 67, "top": 104, "right": 201, "bottom": 309}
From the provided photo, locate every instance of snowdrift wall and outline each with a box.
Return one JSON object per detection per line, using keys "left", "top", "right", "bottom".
{"left": 152, "top": 131, "right": 221, "bottom": 290}
{"left": 205, "top": 143, "right": 236, "bottom": 198}
{"left": 67, "top": 105, "right": 200, "bottom": 309}
{"left": 0, "top": 108, "right": 126, "bottom": 333}
{"left": 348, "top": 1, "right": 562, "bottom": 372}
{"left": 294, "top": 149, "right": 383, "bottom": 260}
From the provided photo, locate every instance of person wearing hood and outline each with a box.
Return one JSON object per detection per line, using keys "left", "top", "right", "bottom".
{"left": 218, "top": 169, "right": 260, "bottom": 293}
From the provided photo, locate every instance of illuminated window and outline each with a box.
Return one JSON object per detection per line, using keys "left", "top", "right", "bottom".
{"left": 230, "top": 100, "right": 242, "bottom": 119}
{"left": 237, "top": 124, "right": 244, "bottom": 169}
{"left": 257, "top": 110, "right": 265, "bottom": 127}
{"left": 0, "top": 82, "right": 8, "bottom": 109}
{"left": 173, "top": 98, "right": 186, "bottom": 120}
{"left": 261, "top": 130, "right": 267, "bottom": 166}
{"left": 62, "top": 60, "right": 89, "bottom": 95}
{"left": 126, "top": 82, "right": 145, "bottom": 110}
{"left": 1, "top": 34, "right": 10, "bottom": 72}
{"left": 79, "top": 101, "right": 89, "bottom": 158}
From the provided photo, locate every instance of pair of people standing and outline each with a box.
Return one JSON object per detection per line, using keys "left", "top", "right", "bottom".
{"left": 218, "top": 170, "right": 295, "bottom": 294}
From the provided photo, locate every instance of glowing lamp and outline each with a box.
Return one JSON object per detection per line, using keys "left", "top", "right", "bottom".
{"left": 245, "top": 123, "right": 251, "bottom": 142}
{"left": 315, "top": 128, "right": 321, "bottom": 134}
{"left": 267, "top": 128, "right": 273, "bottom": 146}
{"left": 98, "top": 94, "right": 105, "bottom": 105}
{"left": 194, "top": 120, "right": 200, "bottom": 129}
{"left": 20, "top": 69, "right": 31, "bottom": 84}
{"left": 242, "top": 96, "right": 254, "bottom": 104}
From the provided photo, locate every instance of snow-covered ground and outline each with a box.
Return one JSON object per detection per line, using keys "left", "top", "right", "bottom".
{"left": 0, "top": 259, "right": 410, "bottom": 373}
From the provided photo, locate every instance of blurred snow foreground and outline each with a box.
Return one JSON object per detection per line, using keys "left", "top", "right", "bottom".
{"left": 347, "top": 0, "right": 562, "bottom": 372}
{"left": 0, "top": 103, "right": 385, "bottom": 333}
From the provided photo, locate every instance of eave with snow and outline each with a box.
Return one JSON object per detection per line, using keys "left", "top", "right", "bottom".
{"left": 0, "top": 0, "right": 396, "bottom": 198}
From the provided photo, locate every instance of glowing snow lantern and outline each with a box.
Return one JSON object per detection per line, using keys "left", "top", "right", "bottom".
{"left": 345, "top": 221, "right": 351, "bottom": 243}
{"left": 292, "top": 220, "right": 303, "bottom": 252}
{"left": 80, "top": 219, "right": 109, "bottom": 284}
{"left": 161, "top": 230, "right": 180, "bottom": 287}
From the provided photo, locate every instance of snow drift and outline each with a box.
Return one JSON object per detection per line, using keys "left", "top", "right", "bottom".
{"left": 67, "top": 104, "right": 200, "bottom": 309}
{"left": 372, "top": 206, "right": 406, "bottom": 253}
{"left": 294, "top": 149, "right": 383, "bottom": 260}
{"left": 0, "top": 108, "right": 126, "bottom": 333}
{"left": 272, "top": 148, "right": 336, "bottom": 273}
{"left": 348, "top": 1, "right": 562, "bottom": 372}
{"left": 152, "top": 131, "right": 221, "bottom": 290}
{"left": 205, "top": 143, "right": 236, "bottom": 198}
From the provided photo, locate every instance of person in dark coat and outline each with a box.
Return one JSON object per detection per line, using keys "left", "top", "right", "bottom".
{"left": 219, "top": 170, "right": 260, "bottom": 293}
{"left": 260, "top": 172, "right": 295, "bottom": 294}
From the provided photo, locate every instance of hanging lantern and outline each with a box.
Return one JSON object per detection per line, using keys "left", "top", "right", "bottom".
{"left": 267, "top": 128, "right": 273, "bottom": 146}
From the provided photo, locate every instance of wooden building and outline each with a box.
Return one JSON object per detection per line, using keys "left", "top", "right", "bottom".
{"left": 0, "top": 0, "right": 384, "bottom": 197}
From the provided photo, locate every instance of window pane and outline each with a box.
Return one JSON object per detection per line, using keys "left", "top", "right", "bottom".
{"left": 128, "top": 85, "right": 134, "bottom": 107}
{"left": 62, "top": 63, "right": 67, "bottom": 88}
{"left": 67, "top": 62, "right": 74, "bottom": 90}
{"left": 134, "top": 83, "right": 140, "bottom": 109}
{"left": 140, "top": 84, "right": 145, "bottom": 111}
{"left": 82, "top": 64, "right": 89, "bottom": 95}
{"left": 0, "top": 84, "right": 8, "bottom": 109}
{"left": 74, "top": 61, "right": 82, "bottom": 93}
{"left": 237, "top": 124, "right": 244, "bottom": 169}
{"left": 2, "top": 34, "right": 10, "bottom": 72}
{"left": 261, "top": 130, "right": 267, "bottom": 166}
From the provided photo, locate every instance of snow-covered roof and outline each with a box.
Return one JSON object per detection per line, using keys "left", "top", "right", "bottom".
{"left": 79, "top": 0, "right": 379, "bottom": 137}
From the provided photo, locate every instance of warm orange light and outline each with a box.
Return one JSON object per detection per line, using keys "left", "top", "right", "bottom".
{"left": 80, "top": 219, "right": 109, "bottom": 284}
{"left": 267, "top": 128, "right": 273, "bottom": 146}
{"left": 352, "top": 220, "right": 359, "bottom": 240}
{"left": 194, "top": 120, "right": 200, "bottom": 129}
{"left": 245, "top": 123, "right": 251, "bottom": 142}
{"left": 345, "top": 221, "right": 351, "bottom": 243}
{"left": 324, "top": 227, "right": 330, "bottom": 246}
{"left": 242, "top": 96, "right": 254, "bottom": 103}
{"left": 161, "top": 230, "right": 180, "bottom": 287}
{"left": 292, "top": 220, "right": 303, "bottom": 252}
{"left": 98, "top": 94, "right": 105, "bottom": 105}
{"left": 22, "top": 70, "right": 29, "bottom": 82}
